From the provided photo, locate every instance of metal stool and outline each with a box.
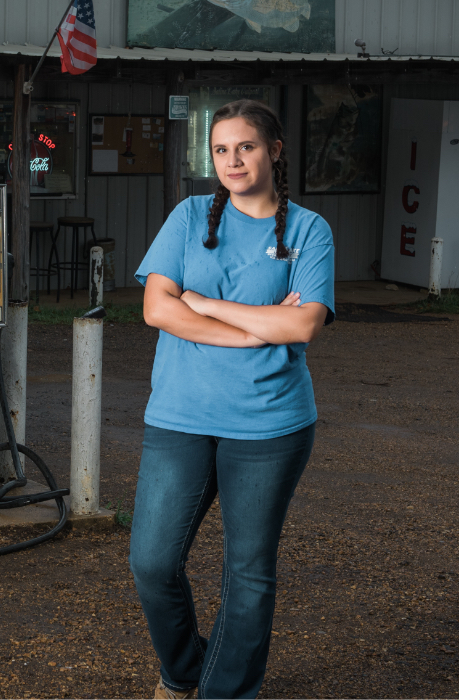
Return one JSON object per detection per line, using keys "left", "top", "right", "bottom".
{"left": 29, "top": 221, "right": 60, "bottom": 304}
{"left": 54, "top": 217, "right": 97, "bottom": 300}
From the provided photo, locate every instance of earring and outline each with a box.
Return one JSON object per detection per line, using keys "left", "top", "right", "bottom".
{"left": 273, "top": 157, "right": 278, "bottom": 163}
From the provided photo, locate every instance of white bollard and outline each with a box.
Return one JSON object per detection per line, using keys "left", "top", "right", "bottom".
{"left": 428, "top": 237, "right": 443, "bottom": 297}
{"left": 70, "top": 316, "right": 103, "bottom": 515}
{"left": 89, "top": 246, "right": 104, "bottom": 308}
{"left": 0, "top": 301, "right": 28, "bottom": 480}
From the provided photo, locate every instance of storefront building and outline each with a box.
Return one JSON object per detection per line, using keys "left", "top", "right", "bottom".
{"left": 0, "top": 0, "right": 458, "bottom": 290}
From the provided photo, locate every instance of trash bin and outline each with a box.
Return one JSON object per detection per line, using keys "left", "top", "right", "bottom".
{"left": 91, "top": 238, "right": 115, "bottom": 292}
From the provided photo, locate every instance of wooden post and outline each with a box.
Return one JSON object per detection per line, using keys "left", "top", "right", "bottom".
{"left": 163, "top": 66, "right": 184, "bottom": 222}
{"left": 0, "top": 64, "right": 31, "bottom": 482}
{"left": 11, "top": 64, "right": 31, "bottom": 302}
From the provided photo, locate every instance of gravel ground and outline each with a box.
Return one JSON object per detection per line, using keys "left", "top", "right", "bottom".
{"left": 1, "top": 310, "right": 459, "bottom": 699}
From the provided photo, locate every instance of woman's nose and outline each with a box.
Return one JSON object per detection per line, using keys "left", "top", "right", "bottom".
{"left": 228, "top": 151, "right": 242, "bottom": 167}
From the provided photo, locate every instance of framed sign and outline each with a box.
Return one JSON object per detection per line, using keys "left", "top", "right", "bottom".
{"left": 88, "top": 114, "right": 164, "bottom": 176}
{"left": 303, "top": 85, "right": 382, "bottom": 195}
{"left": 127, "top": 0, "right": 335, "bottom": 53}
{"left": 0, "top": 185, "right": 7, "bottom": 326}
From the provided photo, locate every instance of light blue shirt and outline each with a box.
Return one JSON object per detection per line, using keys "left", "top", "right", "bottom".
{"left": 135, "top": 195, "right": 335, "bottom": 440}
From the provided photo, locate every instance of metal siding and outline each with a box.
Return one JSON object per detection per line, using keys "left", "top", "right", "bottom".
{"left": 2, "top": 0, "right": 127, "bottom": 48}
{"left": 2, "top": 79, "right": 165, "bottom": 291}
{"left": 336, "top": 0, "right": 458, "bottom": 56}
{"left": 2, "top": 0, "right": 458, "bottom": 55}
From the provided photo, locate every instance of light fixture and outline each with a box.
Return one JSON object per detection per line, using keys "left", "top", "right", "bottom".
{"left": 354, "top": 39, "right": 369, "bottom": 58}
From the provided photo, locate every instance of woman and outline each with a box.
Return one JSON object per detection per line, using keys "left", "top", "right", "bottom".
{"left": 130, "top": 99, "right": 335, "bottom": 700}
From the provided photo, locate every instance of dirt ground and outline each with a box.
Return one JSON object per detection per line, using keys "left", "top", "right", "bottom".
{"left": 1, "top": 308, "right": 459, "bottom": 699}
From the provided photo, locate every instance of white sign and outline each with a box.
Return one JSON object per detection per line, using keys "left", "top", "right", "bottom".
{"left": 92, "top": 149, "right": 119, "bottom": 173}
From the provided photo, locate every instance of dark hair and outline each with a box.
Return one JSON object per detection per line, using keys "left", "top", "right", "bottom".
{"left": 203, "top": 99, "right": 289, "bottom": 260}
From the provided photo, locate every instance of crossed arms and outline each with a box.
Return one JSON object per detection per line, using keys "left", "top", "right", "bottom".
{"left": 144, "top": 273, "right": 328, "bottom": 348}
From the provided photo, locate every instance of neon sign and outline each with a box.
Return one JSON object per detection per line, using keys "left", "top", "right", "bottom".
{"left": 9, "top": 134, "right": 56, "bottom": 151}
{"left": 7, "top": 138, "right": 53, "bottom": 187}
{"left": 30, "top": 158, "right": 50, "bottom": 172}
{"left": 38, "top": 134, "right": 56, "bottom": 149}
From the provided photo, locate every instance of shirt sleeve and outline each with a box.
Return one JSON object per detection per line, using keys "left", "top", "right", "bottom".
{"left": 135, "top": 199, "right": 188, "bottom": 288}
{"left": 290, "top": 216, "right": 335, "bottom": 326}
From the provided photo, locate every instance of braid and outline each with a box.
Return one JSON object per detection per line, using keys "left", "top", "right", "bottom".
{"left": 273, "top": 153, "right": 289, "bottom": 260}
{"left": 204, "top": 183, "right": 230, "bottom": 249}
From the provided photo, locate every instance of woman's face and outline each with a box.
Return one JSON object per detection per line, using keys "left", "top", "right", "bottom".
{"left": 211, "top": 117, "right": 281, "bottom": 198}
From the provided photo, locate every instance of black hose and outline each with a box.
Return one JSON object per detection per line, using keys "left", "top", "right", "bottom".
{"left": 0, "top": 327, "right": 69, "bottom": 555}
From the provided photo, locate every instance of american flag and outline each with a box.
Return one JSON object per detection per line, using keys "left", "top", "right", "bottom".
{"left": 57, "top": 0, "right": 97, "bottom": 75}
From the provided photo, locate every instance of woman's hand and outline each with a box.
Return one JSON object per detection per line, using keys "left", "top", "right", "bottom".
{"left": 280, "top": 291, "right": 301, "bottom": 306}
{"left": 180, "top": 290, "right": 209, "bottom": 316}
{"left": 181, "top": 289, "right": 302, "bottom": 315}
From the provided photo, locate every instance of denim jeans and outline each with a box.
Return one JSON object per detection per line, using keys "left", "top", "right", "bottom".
{"left": 129, "top": 422, "right": 315, "bottom": 699}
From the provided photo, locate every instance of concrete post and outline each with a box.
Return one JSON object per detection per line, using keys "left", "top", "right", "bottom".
{"left": 0, "top": 301, "right": 28, "bottom": 480}
{"left": 70, "top": 317, "right": 103, "bottom": 514}
{"left": 89, "top": 246, "right": 104, "bottom": 308}
{"left": 429, "top": 237, "right": 443, "bottom": 297}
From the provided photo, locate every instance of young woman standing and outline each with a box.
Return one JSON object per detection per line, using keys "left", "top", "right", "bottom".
{"left": 130, "top": 99, "right": 335, "bottom": 700}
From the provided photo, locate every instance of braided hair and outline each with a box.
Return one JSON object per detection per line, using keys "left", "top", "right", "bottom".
{"left": 203, "top": 100, "right": 290, "bottom": 260}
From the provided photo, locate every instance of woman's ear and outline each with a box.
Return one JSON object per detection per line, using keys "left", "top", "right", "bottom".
{"left": 271, "top": 140, "right": 283, "bottom": 163}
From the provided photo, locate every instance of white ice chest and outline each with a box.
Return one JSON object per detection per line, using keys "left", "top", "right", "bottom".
{"left": 381, "top": 98, "right": 459, "bottom": 290}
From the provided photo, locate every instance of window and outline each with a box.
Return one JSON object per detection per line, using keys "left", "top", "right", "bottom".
{"left": 0, "top": 102, "right": 78, "bottom": 197}
{"left": 187, "top": 87, "right": 272, "bottom": 178}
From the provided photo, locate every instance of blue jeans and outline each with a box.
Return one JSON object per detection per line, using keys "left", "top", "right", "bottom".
{"left": 129, "top": 422, "right": 315, "bottom": 699}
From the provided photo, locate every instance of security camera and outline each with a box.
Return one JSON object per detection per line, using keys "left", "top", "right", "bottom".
{"left": 354, "top": 38, "right": 369, "bottom": 57}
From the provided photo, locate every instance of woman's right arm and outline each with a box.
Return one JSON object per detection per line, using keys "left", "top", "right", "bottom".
{"left": 144, "top": 273, "right": 266, "bottom": 348}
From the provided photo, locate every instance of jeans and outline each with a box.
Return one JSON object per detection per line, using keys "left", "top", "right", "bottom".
{"left": 129, "top": 422, "right": 315, "bottom": 699}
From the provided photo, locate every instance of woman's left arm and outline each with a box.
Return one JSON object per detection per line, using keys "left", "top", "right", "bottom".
{"left": 181, "top": 291, "right": 328, "bottom": 345}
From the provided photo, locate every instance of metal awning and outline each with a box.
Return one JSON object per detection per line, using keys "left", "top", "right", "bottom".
{"left": 1, "top": 43, "right": 459, "bottom": 63}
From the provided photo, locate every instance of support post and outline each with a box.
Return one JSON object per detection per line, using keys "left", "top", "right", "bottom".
{"left": 0, "top": 65, "right": 31, "bottom": 482}
{"left": 89, "top": 246, "right": 104, "bottom": 308}
{"left": 163, "top": 66, "right": 185, "bottom": 221}
{"left": 0, "top": 302, "right": 28, "bottom": 480}
{"left": 11, "top": 64, "right": 31, "bottom": 303}
{"left": 70, "top": 317, "right": 103, "bottom": 515}
{"left": 428, "top": 237, "right": 443, "bottom": 298}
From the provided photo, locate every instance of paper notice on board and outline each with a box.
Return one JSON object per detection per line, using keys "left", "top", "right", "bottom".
{"left": 92, "top": 149, "right": 118, "bottom": 172}
{"left": 158, "top": 127, "right": 164, "bottom": 133}
{"left": 44, "top": 173, "right": 73, "bottom": 193}
{"left": 92, "top": 116, "right": 104, "bottom": 144}
{"left": 142, "top": 132, "right": 150, "bottom": 139}
{"left": 156, "top": 119, "right": 161, "bottom": 125}
{"left": 142, "top": 124, "right": 151, "bottom": 131}
{"left": 142, "top": 118, "right": 151, "bottom": 124}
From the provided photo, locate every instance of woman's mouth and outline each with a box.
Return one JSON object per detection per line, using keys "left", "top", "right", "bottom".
{"left": 227, "top": 173, "right": 247, "bottom": 179}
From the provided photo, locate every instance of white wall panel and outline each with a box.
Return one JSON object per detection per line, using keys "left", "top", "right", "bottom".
{"left": 1, "top": 0, "right": 127, "bottom": 49}
{"left": 336, "top": 0, "right": 459, "bottom": 56}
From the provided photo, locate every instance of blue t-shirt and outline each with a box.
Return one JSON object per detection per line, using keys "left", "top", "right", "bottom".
{"left": 135, "top": 195, "right": 335, "bottom": 440}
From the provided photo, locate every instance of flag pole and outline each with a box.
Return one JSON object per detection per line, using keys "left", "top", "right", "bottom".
{"left": 23, "top": 0, "right": 75, "bottom": 94}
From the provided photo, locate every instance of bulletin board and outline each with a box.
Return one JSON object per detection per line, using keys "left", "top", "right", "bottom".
{"left": 88, "top": 114, "right": 164, "bottom": 176}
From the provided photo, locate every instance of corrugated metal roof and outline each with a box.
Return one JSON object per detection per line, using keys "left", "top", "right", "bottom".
{"left": 1, "top": 43, "right": 459, "bottom": 62}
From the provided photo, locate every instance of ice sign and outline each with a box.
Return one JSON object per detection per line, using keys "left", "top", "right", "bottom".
{"left": 169, "top": 96, "right": 189, "bottom": 120}
{"left": 0, "top": 185, "right": 7, "bottom": 326}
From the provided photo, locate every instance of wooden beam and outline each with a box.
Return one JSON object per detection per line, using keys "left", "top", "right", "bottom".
{"left": 163, "top": 66, "right": 185, "bottom": 222}
{"left": 11, "top": 64, "right": 31, "bottom": 302}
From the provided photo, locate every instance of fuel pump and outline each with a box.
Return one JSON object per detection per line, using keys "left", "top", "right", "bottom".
{"left": 0, "top": 184, "right": 69, "bottom": 555}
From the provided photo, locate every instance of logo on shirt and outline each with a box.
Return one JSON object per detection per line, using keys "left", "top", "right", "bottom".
{"left": 266, "top": 246, "right": 300, "bottom": 263}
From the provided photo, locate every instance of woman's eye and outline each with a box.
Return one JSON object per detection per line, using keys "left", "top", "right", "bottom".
{"left": 241, "top": 144, "right": 253, "bottom": 151}
{"left": 216, "top": 148, "right": 226, "bottom": 154}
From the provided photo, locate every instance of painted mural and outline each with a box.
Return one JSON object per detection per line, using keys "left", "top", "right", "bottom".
{"left": 304, "top": 84, "right": 382, "bottom": 194}
{"left": 127, "top": 0, "right": 335, "bottom": 53}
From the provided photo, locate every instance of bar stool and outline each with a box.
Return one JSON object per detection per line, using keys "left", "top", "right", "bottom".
{"left": 29, "top": 221, "right": 60, "bottom": 304}
{"left": 54, "top": 217, "right": 97, "bottom": 300}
